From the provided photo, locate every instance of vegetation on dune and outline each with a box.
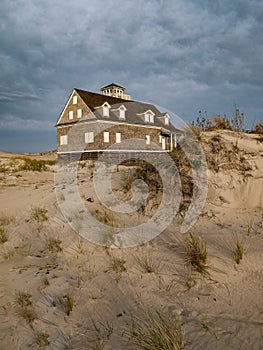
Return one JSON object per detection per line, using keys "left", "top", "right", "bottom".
{"left": 182, "top": 232, "right": 208, "bottom": 274}
{"left": 0, "top": 156, "right": 54, "bottom": 173}
{"left": 127, "top": 309, "right": 185, "bottom": 350}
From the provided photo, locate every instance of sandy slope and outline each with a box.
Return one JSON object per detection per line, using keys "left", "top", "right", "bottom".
{"left": 0, "top": 131, "right": 262, "bottom": 349}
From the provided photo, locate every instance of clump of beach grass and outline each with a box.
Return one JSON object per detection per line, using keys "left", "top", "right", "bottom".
{"left": 127, "top": 309, "right": 185, "bottom": 350}
{"left": 182, "top": 232, "right": 208, "bottom": 273}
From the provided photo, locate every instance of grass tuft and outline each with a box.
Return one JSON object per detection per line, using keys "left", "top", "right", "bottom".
{"left": 128, "top": 309, "right": 184, "bottom": 350}
{"left": 35, "top": 330, "right": 50, "bottom": 347}
{"left": 233, "top": 239, "right": 244, "bottom": 264}
{"left": 135, "top": 254, "right": 161, "bottom": 273}
{"left": 0, "top": 227, "right": 8, "bottom": 243}
{"left": 58, "top": 293, "right": 74, "bottom": 316}
{"left": 48, "top": 238, "right": 62, "bottom": 253}
{"left": 16, "top": 291, "right": 32, "bottom": 307}
{"left": 182, "top": 232, "right": 208, "bottom": 273}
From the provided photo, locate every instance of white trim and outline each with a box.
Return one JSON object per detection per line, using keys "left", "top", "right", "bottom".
{"left": 57, "top": 119, "right": 172, "bottom": 133}
{"left": 56, "top": 90, "right": 76, "bottom": 125}
{"left": 58, "top": 149, "right": 169, "bottom": 154}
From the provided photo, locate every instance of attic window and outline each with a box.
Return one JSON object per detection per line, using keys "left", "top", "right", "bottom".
{"left": 145, "top": 113, "right": 154, "bottom": 123}
{"left": 146, "top": 135, "right": 150, "bottom": 145}
{"left": 102, "top": 102, "right": 111, "bottom": 117}
{"left": 77, "top": 109, "right": 82, "bottom": 118}
{"left": 120, "top": 109, "right": 125, "bottom": 119}
{"left": 73, "top": 96, "right": 77, "bottom": 104}
{"left": 69, "top": 111, "right": 73, "bottom": 120}
{"left": 165, "top": 117, "right": 169, "bottom": 125}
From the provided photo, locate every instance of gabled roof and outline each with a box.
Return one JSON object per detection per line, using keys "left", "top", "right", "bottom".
{"left": 57, "top": 88, "right": 182, "bottom": 133}
{"left": 100, "top": 83, "right": 125, "bottom": 90}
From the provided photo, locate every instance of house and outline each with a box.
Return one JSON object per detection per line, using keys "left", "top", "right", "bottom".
{"left": 56, "top": 84, "right": 182, "bottom": 157}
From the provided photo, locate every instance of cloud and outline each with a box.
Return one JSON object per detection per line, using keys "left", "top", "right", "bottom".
{"left": 0, "top": 115, "right": 52, "bottom": 131}
{"left": 0, "top": 0, "right": 262, "bottom": 151}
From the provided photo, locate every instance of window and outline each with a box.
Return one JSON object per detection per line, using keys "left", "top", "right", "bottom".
{"left": 103, "top": 106, "right": 109, "bottom": 117}
{"left": 69, "top": 110, "right": 73, "bottom": 120}
{"left": 60, "top": 135, "right": 68, "bottom": 145}
{"left": 145, "top": 113, "right": 154, "bottom": 123}
{"left": 146, "top": 135, "right": 150, "bottom": 145}
{"left": 85, "top": 132, "right": 94, "bottom": 143}
{"left": 104, "top": 131, "right": 109, "bottom": 143}
{"left": 120, "top": 109, "right": 125, "bottom": 119}
{"left": 159, "top": 135, "right": 162, "bottom": 143}
{"left": 73, "top": 96, "right": 77, "bottom": 104}
{"left": 77, "top": 109, "right": 82, "bottom": 118}
{"left": 165, "top": 116, "right": 169, "bottom": 125}
{"left": 116, "top": 132, "right": 121, "bottom": 143}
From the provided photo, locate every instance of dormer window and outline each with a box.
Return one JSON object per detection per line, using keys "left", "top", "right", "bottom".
{"left": 144, "top": 110, "right": 155, "bottom": 123}
{"left": 163, "top": 112, "right": 170, "bottom": 125}
{"left": 73, "top": 95, "right": 77, "bottom": 104}
{"left": 112, "top": 104, "right": 127, "bottom": 120}
{"left": 102, "top": 102, "right": 111, "bottom": 117}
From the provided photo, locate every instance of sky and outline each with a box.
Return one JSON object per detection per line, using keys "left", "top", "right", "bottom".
{"left": 0, "top": 0, "right": 263, "bottom": 153}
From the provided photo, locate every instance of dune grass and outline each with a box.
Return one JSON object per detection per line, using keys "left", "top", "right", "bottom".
{"left": 128, "top": 309, "right": 185, "bottom": 350}
{"left": 182, "top": 232, "right": 208, "bottom": 273}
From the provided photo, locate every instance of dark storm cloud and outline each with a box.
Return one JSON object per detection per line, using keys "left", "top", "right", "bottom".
{"left": 0, "top": 0, "right": 262, "bottom": 151}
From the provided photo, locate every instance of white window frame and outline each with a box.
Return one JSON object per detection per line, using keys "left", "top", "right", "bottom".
{"left": 104, "top": 131, "right": 109, "bottom": 143}
{"left": 60, "top": 135, "right": 68, "bottom": 145}
{"left": 69, "top": 110, "right": 73, "bottom": 120}
{"left": 73, "top": 95, "right": 77, "bottom": 104}
{"left": 119, "top": 108, "right": 125, "bottom": 119}
{"left": 165, "top": 116, "right": 169, "bottom": 125}
{"left": 116, "top": 132, "right": 121, "bottom": 143}
{"left": 77, "top": 108, "right": 82, "bottom": 118}
{"left": 146, "top": 135, "right": 150, "bottom": 145}
{"left": 149, "top": 114, "right": 154, "bottom": 123}
{"left": 85, "top": 132, "right": 94, "bottom": 143}
{"left": 103, "top": 106, "right": 109, "bottom": 117}
{"left": 159, "top": 135, "right": 162, "bottom": 143}
{"left": 145, "top": 114, "right": 150, "bottom": 122}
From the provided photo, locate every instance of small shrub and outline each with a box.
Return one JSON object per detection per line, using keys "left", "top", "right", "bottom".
{"left": 47, "top": 238, "right": 62, "bottom": 253}
{"left": 252, "top": 121, "right": 263, "bottom": 134}
{"left": 19, "top": 307, "right": 36, "bottom": 324}
{"left": 110, "top": 257, "right": 127, "bottom": 274}
{"left": 187, "top": 123, "right": 201, "bottom": 140}
{"left": 35, "top": 330, "right": 50, "bottom": 346}
{"left": 128, "top": 310, "right": 184, "bottom": 350}
{"left": 0, "top": 227, "right": 7, "bottom": 243}
{"left": 16, "top": 291, "right": 32, "bottom": 307}
{"left": 183, "top": 233, "right": 208, "bottom": 273}
{"left": 31, "top": 206, "right": 48, "bottom": 223}
{"left": 17, "top": 157, "right": 48, "bottom": 172}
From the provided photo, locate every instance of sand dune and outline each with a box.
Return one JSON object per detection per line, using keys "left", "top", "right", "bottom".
{"left": 0, "top": 131, "right": 262, "bottom": 349}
